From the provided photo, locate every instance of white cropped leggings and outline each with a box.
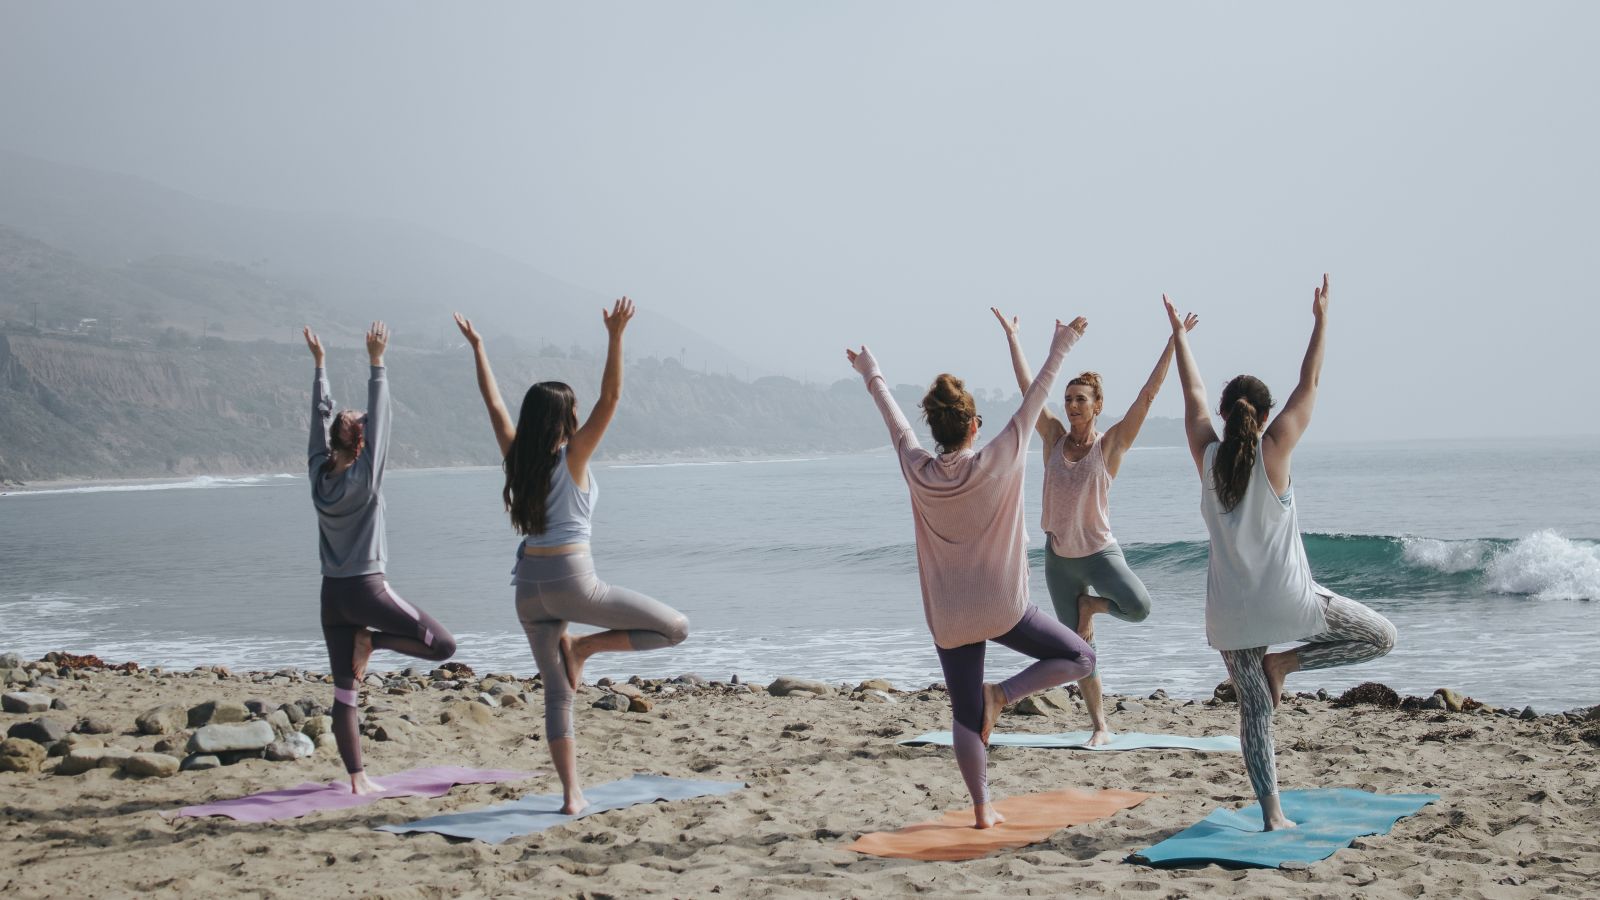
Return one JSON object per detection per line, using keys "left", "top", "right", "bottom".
{"left": 513, "top": 552, "right": 689, "bottom": 740}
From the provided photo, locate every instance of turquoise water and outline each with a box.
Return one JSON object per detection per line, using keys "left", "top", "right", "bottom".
{"left": 1, "top": 437, "right": 1596, "bottom": 710}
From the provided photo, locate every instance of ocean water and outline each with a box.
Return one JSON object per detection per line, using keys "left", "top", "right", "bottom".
{"left": 1, "top": 438, "right": 1596, "bottom": 711}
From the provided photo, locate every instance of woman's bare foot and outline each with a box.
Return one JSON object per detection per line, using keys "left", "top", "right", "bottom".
{"left": 980, "top": 683, "right": 1007, "bottom": 746}
{"left": 349, "top": 771, "right": 384, "bottom": 795}
{"left": 1085, "top": 726, "right": 1114, "bottom": 748}
{"left": 1262, "top": 650, "right": 1300, "bottom": 710}
{"left": 561, "top": 633, "right": 584, "bottom": 690}
{"left": 352, "top": 630, "right": 374, "bottom": 681}
{"left": 1261, "top": 794, "right": 1296, "bottom": 830}
{"left": 974, "top": 802, "right": 1007, "bottom": 829}
{"left": 561, "top": 790, "right": 589, "bottom": 816}
{"left": 1076, "top": 595, "right": 1109, "bottom": 643}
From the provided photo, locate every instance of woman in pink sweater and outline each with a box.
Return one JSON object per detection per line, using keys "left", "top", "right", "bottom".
{"left": 847, "top": 317, "right": 1096, "bottom": 829}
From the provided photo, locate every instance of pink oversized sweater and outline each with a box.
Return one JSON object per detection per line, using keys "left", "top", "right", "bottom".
{"left": 854, "top": 325, "right": 1078, "bottom": 649}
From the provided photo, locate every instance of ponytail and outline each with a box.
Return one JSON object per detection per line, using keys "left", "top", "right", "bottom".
{"left": 1212, "top": 375, "right": 1273, "bottom": 512}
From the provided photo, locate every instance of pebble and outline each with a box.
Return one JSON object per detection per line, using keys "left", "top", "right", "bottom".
{"left": 314, "top": 733, "right": 338, "bottom": 755}
{"left": 188, "top": 720, "right": 275, "bottom": 754}
{"left": 2, "top": 691, "right": 52, "bottom": 714}
{"left": 301, "top": 715, "right": 333, "bottom": 739}
{"left": 188, "top": 699, "right": 250, "bottom": 728}
{"left": 152, "top": 735, "right": 190, "bottom": 756}
{"left": 476, "top": 693, "right": 499, "bottom": 708}
{"left": 266, "top": 708, "right": 294, "bottom": 736}
{"left": 0, "top": 737, "right": 47, "bottom": 773}
{"left": 372, "top": 722, "right": 411, "bottom": 743}
{"left": 135, "top": 704, "right": 188, "bottom": 735}
{"left": 7, "top": 717, "right": 70, "bottom": 747}
{"left": 592, "top": 693, "right": 629, "bottom": 712}
{"left": 55, "top": 746, "right": 133, "bottom": 776}
{"left": 1520, "top": 705, "right": 1538, "bottom": 720}
{"left": 280, "top": 703, "right": 306, "bottom": 725}
{"left": 1213, "top": 681, "right": 1238, "bottom": 703}
{"left": 264, "top": 733, "right": 315, "bottom": 761}
{"left": 2, "top": 669, "right": 30, "bottom": 686}
{"left": 0, "top": 652, "right": 22, "bottom": 669}
{"left": 674, "top": 673, "right": 708, "bottom": 686}
{"left": 1423, "top": 694, "right": 1448, "bottom": 711}
{"left": 859, "top": 690, "right": 897, "bottom": 705}
{"left": 1434, "top": 688, "right": 1467, "bottom": 712}
{"left": 498, "top": 694, "right": 525, "bottom": 709}
{"left": 1116, "top": 700, "right": 1146, "bottom": 714}
{"left": 628, "top": 697, "right": 653, "bottom": 713}
{"left": 123, "top": 752, "right": 180, "bottom": 778}
{"left": 855, "top": 679, "right": 896, "bottom": 694}
{"left": 74, "top": 716, "right": 115, "bottom": 735}
{"left": 49, "top": 697, "right": 71, "bottom": 711}
{"left": 1147, "top": 689, "right": 1168, "bottom": 701}
{"left": 244, "top": 699, "right": 274, "bottom": 717}
{"left": 612, "top": 683, "right": 643, "bottom": 700}
{"left": 181, "top": 754, "right": 221, "bottom": 771}
{"left": 767, "top": 676, "right": 833, "bottom": 697}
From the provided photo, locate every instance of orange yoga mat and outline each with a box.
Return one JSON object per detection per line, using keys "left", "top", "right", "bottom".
{"left": 848, "top": 788, "right": 1155, "bottom": 861}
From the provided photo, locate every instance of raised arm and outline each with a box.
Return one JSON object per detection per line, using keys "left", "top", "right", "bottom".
{"left": 991, "top": 307, "right": 1065, "bottom": 445}
{"left": 1263, "top": 274, "right": 1330, "bottom": 469}
{"left": 305, "top": 327, "right": 333, "bottom": 471}
{"left": 453, "top": 313, "right": 516, "bottom": 458}
{"left": 1165, "top": 295, "right": 1217, "bottom": 475}
{"left": 363, "top": 321, "right": 392, "bottom": 484}
{"left": 1103, "top": 313, "right": 1198, "bottom": 471}
{"left": 566, "top": 297, "right": 633, "bottom": 473}
{"left": 847, "top": 345, "right": 921, "bottom": 455}
{"left": 982, "top": 317, "right": 1084, "bottom": 464}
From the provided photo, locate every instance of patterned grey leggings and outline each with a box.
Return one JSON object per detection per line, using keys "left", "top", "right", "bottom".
{"left": 1220, "top": 590, "right": 1396, "bottom": 803}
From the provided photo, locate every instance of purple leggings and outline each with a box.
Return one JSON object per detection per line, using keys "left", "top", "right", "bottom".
{"left": 935, "top": 605, "right": 1096, "bottom": 806}
{"left": 320, "top": 574, "right": 456, "bottom": 774}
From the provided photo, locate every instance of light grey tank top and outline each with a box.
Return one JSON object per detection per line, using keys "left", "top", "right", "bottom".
{"left": 1200, "top": 441, "right": 1327, "bottom": 651}
{"left": 520, "top": 446, "right": 595, "bottom": 548}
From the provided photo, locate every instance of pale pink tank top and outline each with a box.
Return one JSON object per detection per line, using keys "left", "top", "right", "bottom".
{"left": 1041, "top": 433, "right": 1116, "bottom": 557}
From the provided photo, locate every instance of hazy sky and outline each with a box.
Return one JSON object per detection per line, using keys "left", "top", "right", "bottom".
{"left": 2, "top": 2, "right": 1595, "bottom": 439}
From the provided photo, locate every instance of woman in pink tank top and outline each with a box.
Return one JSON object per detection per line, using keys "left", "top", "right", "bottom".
{"left": 991, "top": 306, "right": 1197, "bottom": 747}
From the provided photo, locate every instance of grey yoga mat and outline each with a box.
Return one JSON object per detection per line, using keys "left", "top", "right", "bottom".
{"left": 900, "top": 730, "right": 1242, "bottom": 752}
{"left": 375, "top": 774, "right": 746, "bottom": 843}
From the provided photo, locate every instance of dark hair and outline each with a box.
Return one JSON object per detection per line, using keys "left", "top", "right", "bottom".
{"left": 325, "top": 410, "right": 366, "bottom": 471}
{"left": 1213, "top": 375, "right": 1273, "bottom": 512}
{"left": 921, "top": 373, "right": 977, "bottom": 453}
{"left": 504, "top": 382, "right": 579, "bottom": 535}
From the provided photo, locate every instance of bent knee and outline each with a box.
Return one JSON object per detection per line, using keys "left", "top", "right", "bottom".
{"left": 663, "top": 614, "right": 690, "bottom": 647}
{"left": 1373, "top": 619, "right": 1397, "bottom": 655}
{"left": 1076, "top": 646, "right": 1098, "bottom": 673}
{"left": 428, "top": 632, "right": 458, "bottom": 661}
{"left": 1122, "top": 603, "right": 1151, "bottom": 624}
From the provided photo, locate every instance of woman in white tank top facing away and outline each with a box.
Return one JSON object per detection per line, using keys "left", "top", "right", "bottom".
{"left": 454, "top": 298, "right": 689, "bottom": 816}
{"left": 1166, "top": 276, "right": 1395, "bottom": 831}
{"left": 990, "top": 307, "right": 1196, "bottom": 747}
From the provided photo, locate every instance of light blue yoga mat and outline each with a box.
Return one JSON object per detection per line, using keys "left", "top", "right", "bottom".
{"left": 375, "top": 774, "right": 745, "bottom": 844}
{"left": 900, "top": 731, "right": 1242, "bottom": 752}
{"left": 1131, "top": 788, "right": 1438, "bottom": 868}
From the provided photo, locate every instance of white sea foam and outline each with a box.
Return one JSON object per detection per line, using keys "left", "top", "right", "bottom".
{"left": 1400, "top": 537, "right": 1492, "bottom": 574}
{"left": 1483, "top": 530, "right": 1600, "bottom": 601}
{"left": 1, "top": 474, "right": 295, "bottom": 497}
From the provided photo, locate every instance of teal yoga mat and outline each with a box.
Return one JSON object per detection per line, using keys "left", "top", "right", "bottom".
{"left": 1131, "top": 788, "right": 1438, "bottom": 868}
{"left": 900, "top": 730, "right": 1242, "bottom": 752}
{"left": 375, "top": 774, "right": 745, "bottom": 844}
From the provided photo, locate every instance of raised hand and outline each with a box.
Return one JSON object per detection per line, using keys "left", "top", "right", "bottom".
{"left": 845, "top": 345, "right": 876, "bottom": 375}
{"left": 1062, "top": 316, "right": 1088, "bottom": 336}
{"left": 1163, "top": 294, "right": 1187, "bottom": 334}
{"left": 303, "top": 326, "right": 324, "bottom": 365}
{"left": 990, "top": 307, "right": 1019, "bottom": 338}
{"left": 602, "top": 296, "right": 636, "bottom": 339}
{"left": 452, "top": 312, "right": 482, "bottom": 348}
{"left": 1182, "top": 311, "right": 1199, "bottom": 333}
{"left": 1313, "top": 273, "right": 1330, "bottom": 320}
{"left": 366, "top": 321, "right": 388, "bottom": 365}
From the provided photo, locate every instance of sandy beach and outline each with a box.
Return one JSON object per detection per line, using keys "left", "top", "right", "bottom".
{"left": 2, "top": 655, "right": 1597, "bottom": 899}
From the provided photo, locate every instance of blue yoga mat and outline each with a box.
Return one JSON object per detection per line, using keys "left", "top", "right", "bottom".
{"left": 1132, "top": 788, "right": 1438, "bottom": 868}
{"left": 376, "top": 774, "right": 745, "bottom": 844}
{"left": 901, "top": 730, "right": 1242, "bottom": 752}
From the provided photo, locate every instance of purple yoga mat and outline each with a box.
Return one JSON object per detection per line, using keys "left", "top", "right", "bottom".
{"left": 164, "top": 766, "right": 538, "bottom": 823}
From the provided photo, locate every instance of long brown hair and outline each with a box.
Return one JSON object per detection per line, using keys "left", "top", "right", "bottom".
{"left": 921, "top": 373, "right": 977, "bottom": 453}
{"left": 1213, "top": 375, "right": 1273, "bottom": 512}
{"left": 503, "top": 382, "right": 579, "bottom": 535}
{"left": 323, "top": 410, "right": 365, "bottom": 472}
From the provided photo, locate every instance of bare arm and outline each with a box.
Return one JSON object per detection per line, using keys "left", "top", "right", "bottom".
{"left": 1263, "top": 274, "right": 1330, "bottom": 479}
{"left": 991, "top": 307, "right": 1065, "bottom": 445}
{"left": 1165, "top": 295, "right": 1217, "bottom": 475}
{"left": 363, "top": 321, "right": 391, "bottom": 485}
{"left": 982, "top": 317, "right": 1084, "bottom": 465}
{"left": 453, "top": 313, "right": 516, "bottom": 457}
{"left": 847, "top": 345, "right": 921, "bottom": 454}
{"left": 304, "top": 327, "right": 332, "bottom": 472}
{"left": 1103, "top": 314, "right": 1198, "bottom": 473}
{"left": 566, "top": 297, "right": 633, "bottom": 475}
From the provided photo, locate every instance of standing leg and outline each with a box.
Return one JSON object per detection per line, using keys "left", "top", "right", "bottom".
{"left": 935, "top": 640, "right": 1004, "bottom": 829}
{"left": 1070, "top": 546, "right": 1154, "bottom": 746}
{"left": 1222, "top": 646, "right": 1293, "bottom": 830}
{"left": 516, "top": 584, "right": 588, "bottom": 815}
{"left": 1263, "top": 592, "right": 1397, "bottom": 701}
{"left": 320, "top": 577, "right": 382, "bottom": 794}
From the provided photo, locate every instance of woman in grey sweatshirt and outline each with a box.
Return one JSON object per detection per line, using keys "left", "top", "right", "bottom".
{"left": 306, "top": 322, "right": 457, "bottom": 795}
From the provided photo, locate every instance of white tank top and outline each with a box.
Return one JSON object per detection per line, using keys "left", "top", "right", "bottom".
{"left": 1200, "top": 441, "right": 1326, "bottom": 651}
{"left": 1041, "top": 433, "right": 1116, "bottom": 557}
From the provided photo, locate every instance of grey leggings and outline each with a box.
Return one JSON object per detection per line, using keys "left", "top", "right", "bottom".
{"left": 514, "top": 552, "right": 689, "bottom": 740}
{"left": 1043, "top": 542, "right": 1153, "bottom": 676}
{"left": 1220, "top": 590, "right": 1397, "bottom": 803}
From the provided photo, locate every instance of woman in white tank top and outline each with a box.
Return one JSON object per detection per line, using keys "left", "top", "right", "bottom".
{"left": 991, "top": 307, "right": 1196, "bottom": 747}
{"left": 1167, "top": 276, "right": 1395, "bottom": 831}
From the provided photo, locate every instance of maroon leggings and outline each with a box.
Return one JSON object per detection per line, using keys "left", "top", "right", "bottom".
{"left": 320, "top": 574, "right": 456, "bottom": 774}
